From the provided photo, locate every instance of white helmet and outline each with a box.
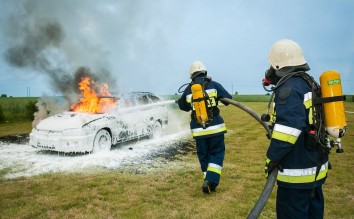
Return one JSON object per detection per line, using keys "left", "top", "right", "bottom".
{"left": 189, "top": 61, "right": 207, "bottom": 78}
{"left": 268, "top": 39, "right": 307, "bottom": 70}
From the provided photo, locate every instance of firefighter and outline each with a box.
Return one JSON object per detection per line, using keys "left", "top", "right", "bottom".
{"left": 177, "top": 61, "right": 232, "bottom": 194}
{"left": 263, "top": 39, "right": 328, "bottom": 219}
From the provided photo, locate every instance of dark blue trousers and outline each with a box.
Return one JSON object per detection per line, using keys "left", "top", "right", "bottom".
{"left": 195, "top": 134, "right": 225, "bottom": 188}
{"left": 276, "top": 186, "right": 324, "bottom": 219}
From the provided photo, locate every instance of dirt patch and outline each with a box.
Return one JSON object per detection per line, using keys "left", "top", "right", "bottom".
{"left": 118, "top": 139, "right": 196, "bottom": 174}
{"left": 0, "top": 134, "right": 29, "bottom": 145}
{"left": 151, "top": 140, "right": 196, "bottom": 161}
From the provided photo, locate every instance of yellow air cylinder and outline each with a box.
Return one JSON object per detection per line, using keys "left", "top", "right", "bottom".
{"left": 320, "top": 70, "right": 347, "bottom": 138}
{"left": 191, "top": 84, "right": 209, "bottom": 127}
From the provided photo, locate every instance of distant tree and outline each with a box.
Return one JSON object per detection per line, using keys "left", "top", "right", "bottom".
{"left": 1, "top": 94, "right": 7, "bottom": 98}
{"left": 0, "top": 105, "right": 5, "bottom": 123}
{"left": 25, "top": 100, "right": 38, "bottom": 120}
{"left": 265, "top": 93, "right": 271, "bottom": 96}
{"left": 234, "top": 91, "right": 238, "bottom": 95}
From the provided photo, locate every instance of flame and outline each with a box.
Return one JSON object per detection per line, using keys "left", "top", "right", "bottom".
{"left": 71, "top": 77, "right": 117, "bottom": 114}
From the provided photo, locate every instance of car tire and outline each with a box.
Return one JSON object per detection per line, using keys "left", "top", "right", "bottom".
{"left": 149, "top": 121, "right": 162, "bottom": 139}
{"left": 92, "top": 129, "right": 112, "bottom": 152}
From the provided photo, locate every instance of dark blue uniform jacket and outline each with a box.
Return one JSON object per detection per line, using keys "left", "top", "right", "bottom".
{"left": 267, "top": 75, "right": 329, "bottom": 189}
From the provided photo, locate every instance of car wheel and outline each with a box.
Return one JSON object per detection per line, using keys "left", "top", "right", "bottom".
{"left": 93, "top": 129, "right": 112, "bottom": 152}
{"left": 149, "top": 121, "right": 162, "bottom": 139}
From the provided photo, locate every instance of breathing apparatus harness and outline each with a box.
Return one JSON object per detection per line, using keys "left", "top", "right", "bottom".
{"left": 261, "top": 68, "right": 346, "bottom": 154}
{"left": 178, "top": 75, "right": 216, "bottom": 128}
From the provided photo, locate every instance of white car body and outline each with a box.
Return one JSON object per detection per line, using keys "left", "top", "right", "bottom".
{"left": 30, "top": 93, "right": 169, "bottom": 153}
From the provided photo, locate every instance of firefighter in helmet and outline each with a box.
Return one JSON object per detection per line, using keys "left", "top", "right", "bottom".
{"left": 263, "top": 39, "right": 328, "bottom": 219}
{"left": 177, "top": 61, "right": 232, "bottom": 194}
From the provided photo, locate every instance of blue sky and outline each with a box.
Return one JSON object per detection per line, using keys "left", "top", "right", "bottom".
{"left": 0, "top": 0, "right": 353, "bottom": 97}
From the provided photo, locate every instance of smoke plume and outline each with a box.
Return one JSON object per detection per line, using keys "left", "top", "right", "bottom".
{"left": 2, "top": 1, "right": 119, "bottom": 124}
{"left": 4, "top": 19, "right": 116, "bottom": 100}
{"left": 4, "top": 20, "right": 76, "bottom": 97}
{"left": 3, "top": 1, "right": 118, "bottom": 99}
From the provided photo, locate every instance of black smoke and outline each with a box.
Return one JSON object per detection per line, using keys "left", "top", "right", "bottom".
{"left": 3, "top": 20, "right": 77, "bottom": 98}
{"left": 3, "top": 3, "right": 117, "bottom": 101}
{"left": 5, "top": 21, "right": 64, "bottom": 68}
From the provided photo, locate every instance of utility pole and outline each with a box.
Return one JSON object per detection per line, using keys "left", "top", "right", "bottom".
{"left": 26, "top": 87, "right": 31, "bottom": 97}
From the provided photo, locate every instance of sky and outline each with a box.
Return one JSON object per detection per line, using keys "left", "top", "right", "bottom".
{"left": 0, "top": 0, "right": 353, "bottom": 97}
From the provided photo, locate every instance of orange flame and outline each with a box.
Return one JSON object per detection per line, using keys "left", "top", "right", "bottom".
{"left": 71, "top": 77, "right": 117, "bottom": 114}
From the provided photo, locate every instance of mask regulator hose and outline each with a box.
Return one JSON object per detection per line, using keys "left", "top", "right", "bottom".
{"left": 219, "top": 98, "right": 276, "bottom": 219}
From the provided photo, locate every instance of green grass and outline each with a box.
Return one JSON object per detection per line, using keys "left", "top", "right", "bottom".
{"left": 0, "top": 97, "right": 38, "bottom": 122}
{"left": 345, "top": 95, "right": 354, "bottom": 102}
{"left": 0, "top": 121, "right": 33, "bottom": 137}
{"left": 0, "top": 101, "right": 353, "bottom": 218}
{"left": 233, "top": 95, "right": 271, "bottom": 102}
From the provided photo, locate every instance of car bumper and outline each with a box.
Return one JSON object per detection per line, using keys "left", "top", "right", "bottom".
{"left": 29, "top": 132, "right": 96, "bottom": 153}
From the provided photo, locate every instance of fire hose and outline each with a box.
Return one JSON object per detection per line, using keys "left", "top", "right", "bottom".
{"left": 219, "top": 98, "right": 277, "bottom": 219}
{"left": 219, "top": 98, "right": 270, "bottom": 136}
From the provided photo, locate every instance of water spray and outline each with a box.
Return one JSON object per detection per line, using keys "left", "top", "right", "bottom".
{"left": 115, "top": 100, "right": 176, "bottom": 113}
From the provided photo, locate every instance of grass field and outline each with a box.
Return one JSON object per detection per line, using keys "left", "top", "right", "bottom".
{"left": 0, "top": 101, "right": 353, "bottom": 218}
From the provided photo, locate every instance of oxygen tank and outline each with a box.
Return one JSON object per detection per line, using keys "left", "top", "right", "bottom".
{"left": 191, "top": 83, "right": 209, "bottom": 127}
{"left": 320, "top": 70, "right": 347, "bottom": 138}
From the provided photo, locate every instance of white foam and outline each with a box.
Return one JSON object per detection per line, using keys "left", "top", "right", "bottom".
{"left": 0, "top": 130, "right": 190, "bottom": 179}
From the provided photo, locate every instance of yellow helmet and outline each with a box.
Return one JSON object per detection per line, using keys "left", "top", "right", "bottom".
{"left": 189, "top": 61, "right": 207, "bottom": 79}
{"left": 268, "top": 39, "right": 307, "bottom": 71}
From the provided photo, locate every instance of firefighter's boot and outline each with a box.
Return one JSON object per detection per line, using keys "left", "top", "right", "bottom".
{"left": 202, "top": 180, "right": 211, "bottom": 194}
{"left": 202, "top": 180, "right": 216, "bottom": 194}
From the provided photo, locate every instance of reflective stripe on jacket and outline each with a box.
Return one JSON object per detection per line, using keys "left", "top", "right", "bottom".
{"left": 191, "top": 123, "right": 227, "bottom": 137}
{"left": 278, "top": 161, "right": 328, "bottom": 184}
{"left": 186, "top": 88, "right": 218, "bottom": 109}
{"left": 272, "top": 124, "right": 301, "bottom": 144}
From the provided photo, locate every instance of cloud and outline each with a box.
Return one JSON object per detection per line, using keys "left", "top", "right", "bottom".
{"left": 0, "top": 0, "right": 353, "bottom": 96}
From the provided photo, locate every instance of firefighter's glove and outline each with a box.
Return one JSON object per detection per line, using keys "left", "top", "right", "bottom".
{"left": 265, "top": 158, "right": 282, "bottom": 178}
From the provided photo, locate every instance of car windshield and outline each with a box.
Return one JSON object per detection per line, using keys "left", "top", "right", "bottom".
{"left": 118, "top": 92, "right": 159, "bottom": 106}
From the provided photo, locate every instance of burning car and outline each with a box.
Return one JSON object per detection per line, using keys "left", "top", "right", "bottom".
{"left": 29, "top": 90, "right": 169, "bottom": 153}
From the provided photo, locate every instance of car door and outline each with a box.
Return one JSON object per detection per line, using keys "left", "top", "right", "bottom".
{"left": 134, "top": 93, "right": 155, "bottom": 137}
{"left": 113, "top": 93, "right": 151, "bottom": 141}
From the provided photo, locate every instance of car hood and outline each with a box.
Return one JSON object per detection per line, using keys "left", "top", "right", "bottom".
{"left": 36, "top": 111, "right": 104, "bottom": 132}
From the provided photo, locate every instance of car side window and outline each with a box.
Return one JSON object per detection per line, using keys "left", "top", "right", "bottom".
{"left": 150, "top": 95, "right": 160, "bottom": 103}
{"left": 137, "top": 95, "right": 149, "bottom": 105}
